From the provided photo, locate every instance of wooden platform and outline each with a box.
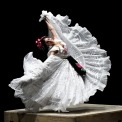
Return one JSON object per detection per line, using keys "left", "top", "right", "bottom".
{"left": 4, "top": 104, "right": 122, "bottom": 122}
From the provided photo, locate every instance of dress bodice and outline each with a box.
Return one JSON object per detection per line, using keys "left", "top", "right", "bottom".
{"left": 48, "top": 44, "right": 69, "bottom": 58}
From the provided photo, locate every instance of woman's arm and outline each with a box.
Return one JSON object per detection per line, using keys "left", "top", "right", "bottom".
{"left": 48, "top": 50, "right": 59, "bottom": 56}
{"left": 44, "top": 17, "right": 59, "bottom": 39}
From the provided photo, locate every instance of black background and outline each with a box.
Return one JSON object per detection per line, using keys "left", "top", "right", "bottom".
{"left": 1, "top": 2, "right": 121, "bottom": 122}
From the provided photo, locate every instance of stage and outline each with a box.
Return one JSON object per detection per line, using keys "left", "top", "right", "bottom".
{"left": 4, "top": 103, "right": 122, "bottom": 122}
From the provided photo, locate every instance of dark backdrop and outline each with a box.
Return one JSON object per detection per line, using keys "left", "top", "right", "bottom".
{"left": 1, "top": 2, "right": 121, "bottom": 122}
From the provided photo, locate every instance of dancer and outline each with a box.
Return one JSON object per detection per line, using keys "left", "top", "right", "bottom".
{"left": 9, "top": 11, "right": 111, "bottom": 112}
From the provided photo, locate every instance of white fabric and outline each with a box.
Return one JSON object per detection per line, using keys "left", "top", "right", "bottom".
{"left": 9, "top": 11, "right": 111, "bottom": 112}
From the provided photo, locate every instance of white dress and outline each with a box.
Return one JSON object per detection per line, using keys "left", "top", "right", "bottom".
{"left": 9, "top": 11, "right": 111, "bottom": 112}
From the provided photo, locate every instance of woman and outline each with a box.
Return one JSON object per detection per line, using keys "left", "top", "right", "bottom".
{"left": 9, "top": 11, "right": 111, "bottom": 112}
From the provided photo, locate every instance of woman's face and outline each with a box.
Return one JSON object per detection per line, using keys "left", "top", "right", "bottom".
{"left": 44, "top": 38, "right": 54, "bottom": 46}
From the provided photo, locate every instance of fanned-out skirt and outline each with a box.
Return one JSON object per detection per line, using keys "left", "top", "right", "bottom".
{"left": 9, "top": 51, "right": 109, "bottom": 112}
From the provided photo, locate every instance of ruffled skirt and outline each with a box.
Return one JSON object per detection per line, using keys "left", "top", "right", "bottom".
{"left": 9, "top": 52, "right": 102, "bottom": 112}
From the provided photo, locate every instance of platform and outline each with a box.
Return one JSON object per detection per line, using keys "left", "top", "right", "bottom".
{"left": 4, "top": 103, "right": 122, "bottom": 122}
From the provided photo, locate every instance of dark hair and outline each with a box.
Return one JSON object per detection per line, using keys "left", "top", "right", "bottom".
{"left": 40, "top": 36, "right": 48, "bottom": 50}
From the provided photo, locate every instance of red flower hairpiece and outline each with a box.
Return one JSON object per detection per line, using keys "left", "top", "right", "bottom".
{"left": 35, "top": 36, "right": 46, "bottom": 49}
